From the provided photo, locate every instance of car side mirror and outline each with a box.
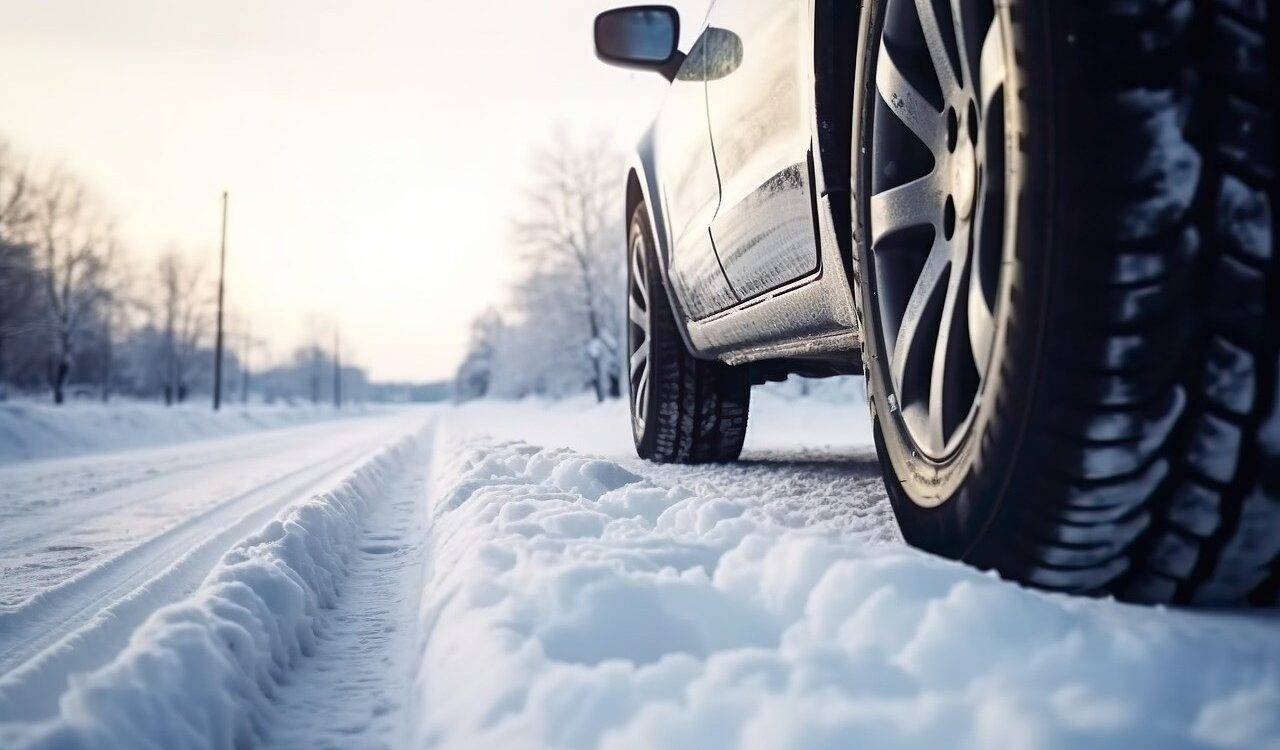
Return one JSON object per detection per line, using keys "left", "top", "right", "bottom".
{"left": 594, "top": 6, "right": 684, "bottom": 82}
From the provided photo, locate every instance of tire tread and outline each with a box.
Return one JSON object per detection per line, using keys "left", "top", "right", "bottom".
{"left": 997, "top": 0, "right": 1280, "bottom": 604}
{"left": 630, "top": 207, "right": 750, "bottom": 465}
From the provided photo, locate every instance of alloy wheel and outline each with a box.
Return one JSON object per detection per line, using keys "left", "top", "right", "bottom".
{"left": 627, "top": 229, "right": 652, "bottom": 435}
{"left": 867, "top": 0, "right": 1007, "bottom": 459}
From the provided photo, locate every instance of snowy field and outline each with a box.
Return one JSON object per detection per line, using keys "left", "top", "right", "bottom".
{"left": 1, "top": 388, "right": 1278, "bottom": 749}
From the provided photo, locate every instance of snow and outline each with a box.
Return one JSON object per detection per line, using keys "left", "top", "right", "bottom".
{"left": 409, "top": 424, "right": 1280, "bottom": 749}
{"left": 0, "top": 409, "right": 430, "bottom": 727}
{"left": 261, "top": 450, "right": 430, "bottom": 749}
{"left": 2, "top": 385, "right": 1277, "bottom": 749}
{"left": 0, "top": 399, "right": 387, "bottom": 464}
{"left": 4, "top": 430, "right": 426, "bottom": 749}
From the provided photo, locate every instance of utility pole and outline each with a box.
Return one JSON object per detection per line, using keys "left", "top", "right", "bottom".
{"left": 333, "top": 326, "right": 341, "bottom": 409}
{"left": 213, "top": 191, "right": 228, "bottom": 411}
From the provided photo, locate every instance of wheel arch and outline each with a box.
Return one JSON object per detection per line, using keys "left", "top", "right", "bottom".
{"left": 626, "top": 135, "right": 704, "bottom": 358}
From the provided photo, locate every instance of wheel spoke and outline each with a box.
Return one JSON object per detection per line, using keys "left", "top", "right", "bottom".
{"left": 914, "top": 0, "right": 962, "bottom": 95}
{"left": 889, "top": 236, "right": 951, "bottom": 397}
{"left": 635, "top": 364, "right": 649, "bottom": 425}
{"left": 979, "top": 17, "right": 1005, "bottom": 116}
{"left": 629, "top": 344, "right": 647, "bottom": 378}
{"left": 927, "top": 231, "right": 971, "bottom": 452}
{"left": 876, "top": 43, "right": 945, "bottom": 151}
{"left": 629, "top": 297, "right": 647, "bottom": 329}
{"left": 948, "top": 0, "right": 976, "bottom": 96}
{"left": 870, "top": 173, "right": 943, "bottom": 246}
{"left": 631, "top": 243, "right": 649, "bottom": 307}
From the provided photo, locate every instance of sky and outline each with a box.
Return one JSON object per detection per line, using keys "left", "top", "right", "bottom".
{"left": 0, "top": 0, "right": 708, "bottom": 381}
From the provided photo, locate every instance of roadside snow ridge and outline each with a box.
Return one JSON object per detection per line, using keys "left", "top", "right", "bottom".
{"left": 3, "top": 433, "right": 423, "bottom": 750}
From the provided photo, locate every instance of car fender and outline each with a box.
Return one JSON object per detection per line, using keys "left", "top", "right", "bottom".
{"left": 626, "top": 126, "right": 708, "bottom": 359}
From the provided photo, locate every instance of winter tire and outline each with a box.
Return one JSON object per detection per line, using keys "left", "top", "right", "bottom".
{"left": 854, "top": 0, "right": 1279, "bottom": 604}
{"left": 628, "top": 205, "right": 751, "bottom": 463}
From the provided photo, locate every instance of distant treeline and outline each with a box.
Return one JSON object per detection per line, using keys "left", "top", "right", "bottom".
{"left": 0, "top": 137, "right": 442, "bottom": 405}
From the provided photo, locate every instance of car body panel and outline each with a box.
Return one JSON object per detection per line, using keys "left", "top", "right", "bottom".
{"left": 704, "top": 0, "right": 820, "bottom": 299}
{"left": 708, "top": 162, "right": 818, "bottom": 300}
{"left": 626, "top": 0, "right": 862, "bottom": 367}
{"left": 652, "top": 23, "right": 739, "bottom": 319}
{"left": 685, "top": 187, "right": 859, "bottom": 363}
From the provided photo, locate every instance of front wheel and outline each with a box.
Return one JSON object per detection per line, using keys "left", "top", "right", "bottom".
{"left": 627, "top": 204, "right": 750, "bottom": 463}
{"left": 855, "top": 0, "right": 1279, "bottom": 604}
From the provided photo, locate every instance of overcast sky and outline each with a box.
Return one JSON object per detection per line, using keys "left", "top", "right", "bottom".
{"left": 0, "top": 0, "right": 708, "bottom": 381}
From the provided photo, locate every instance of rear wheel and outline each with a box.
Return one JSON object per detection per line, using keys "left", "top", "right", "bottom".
{"left": 628, "top": 205, "right": 750, "bottom": 463}
{"left": 855, "top": 0, "right": 1279, "bottom": 604}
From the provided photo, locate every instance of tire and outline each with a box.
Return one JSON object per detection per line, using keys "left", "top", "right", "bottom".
{"left": 627, "top": 204, "right": 750, "bottom": 463}
{"left": 853, "top": 0, "right": 1279, "bottom": 604}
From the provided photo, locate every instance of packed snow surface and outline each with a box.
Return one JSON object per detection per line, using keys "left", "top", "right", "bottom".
{"left": 1, "top": 385, "right": 1277, "bottom": 749}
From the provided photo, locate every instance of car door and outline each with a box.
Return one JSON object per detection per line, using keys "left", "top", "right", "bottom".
{"left": 652, "top": 21, "right": 737, "bottom": 321}
{"left": 704, "top": 0, "right": 819, "bottom": 301}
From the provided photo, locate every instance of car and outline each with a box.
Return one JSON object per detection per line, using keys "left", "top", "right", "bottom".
{"left": 593, "top": 0, "right": 1278, "bottom": 605}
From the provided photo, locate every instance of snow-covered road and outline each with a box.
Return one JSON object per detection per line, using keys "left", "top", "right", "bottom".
{"left": 2, "top": 391, "right": 1278, "bottom": 749}
{"left": 0, "top": 409, "right": 430, "bottom": 723}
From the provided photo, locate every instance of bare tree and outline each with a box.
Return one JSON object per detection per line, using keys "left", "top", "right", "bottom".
{"left": 0, "top": 137, "right": 232, "bottom": 403}
{"left": 154, "top": 249, "right": 207, "bottom": 404}
{"left": 0, "top": 240, "right": 38, "bottom": 398}
{"left": 95, "top": 254, "right": 139, "bottom": 402}
{"left": 32, "top": 170, "right": 116, "bottom": 404}
{"left": 302, "top": 315, "right": 327, "bottom": 405}
{"left": 230, "top": 311, "right": 264, "bottom": 405}
{"left": 0, "top": 140, "right": 34, "bottom": 241}
{"left": 454, "top": 307, "right": 505, "bottom": 400}
{"left": 510, "top": 128, "right": 624, "bottom": 401}
{"left": 0, "top": 143, "right": 38, "bottom": 398}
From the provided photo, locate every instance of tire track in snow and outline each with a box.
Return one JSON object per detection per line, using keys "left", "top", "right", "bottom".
{"left": 0, "top": 413, "right": 427, "bottom": 723}
{"left": 0, "top": 424, "right": 432, "bottom": 749}
{"left": 261, "top": 430, "right": 433, "bottom": 749}
{"left": 0, "top": 418, "right": 406, "bottom": 600}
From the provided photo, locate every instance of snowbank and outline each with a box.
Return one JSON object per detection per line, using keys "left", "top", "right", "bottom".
{"left": 411, "top": 432, "right": 1280, "bottom": 749}
{"left": 3, "top": 432, "right": 424, "bottom": 750}
{"left": 0, "top": 400, "right": 387, "bottom": 463}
